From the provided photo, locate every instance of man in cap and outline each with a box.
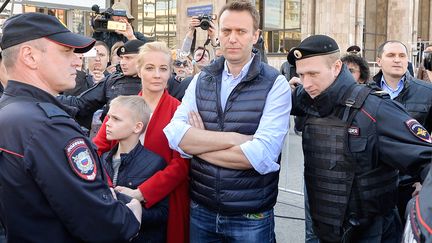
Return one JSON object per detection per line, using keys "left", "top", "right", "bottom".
{"left": 164, "top": 1, "right": 291, "bottom": 242}
{"left": 92, "top": 2, "right": 147, "bottom": 50}
{"left": 288, "top": 34, "right": 432, "bottom": 242}
{"left": 58, "top": 39, "right": 144, "bottom": 128}
{"left": 0, "top": 12, "right": 142, "bottom": 242}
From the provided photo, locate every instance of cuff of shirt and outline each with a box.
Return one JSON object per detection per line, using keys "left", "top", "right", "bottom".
{"left": 240, "top": 140, "right": 280, "bottom": 175}
{"left": 163, "top": 122, "right": 193, "bottom": 158}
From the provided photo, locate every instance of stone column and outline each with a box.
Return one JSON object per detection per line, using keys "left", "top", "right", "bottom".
{"left": 301, "top": 0, "right": 364, "bottom": 53}
{"left": 387, "top": 0, "right": 418, "bottom": 56}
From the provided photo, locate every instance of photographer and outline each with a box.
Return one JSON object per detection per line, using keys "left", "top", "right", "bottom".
{"left": 92, "top": 2, "right": 147, "bottom": 50}
{"left": 181, "top": 15, "right": 218, "bottom": 55}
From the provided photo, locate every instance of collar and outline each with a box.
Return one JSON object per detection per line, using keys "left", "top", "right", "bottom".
{"left": 2, "top": 80, "right": 78, "bottom": 116}
{"left": 223, "top": 53, "right": 255, "bottom": 79}
{"left": 107, "top": 142, "right": 143, "bottom": 167}
{"left": 202, "top": 52, "right": 262, "bottom": 82}
{"left": 380, "top": 74, "right": 405, "bottom": 92}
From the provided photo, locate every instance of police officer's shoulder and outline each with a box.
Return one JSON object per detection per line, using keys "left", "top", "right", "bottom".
{"left": 37, "top": 102, "right": 70, "bottom": 119}
{"left": 104, "top": 72, "right": 125, "bottom": 85}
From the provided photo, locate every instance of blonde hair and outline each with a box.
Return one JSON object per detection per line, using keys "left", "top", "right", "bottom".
{"left": 109, "top": 95, "right": 151, "bottom": 133}
{"left": 136, "top": 41, "right": 172, "bottom": 71}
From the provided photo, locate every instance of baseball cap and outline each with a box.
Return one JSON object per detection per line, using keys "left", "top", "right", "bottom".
{"left": 1, "top": 13, "right": 95, "bottom": 53}
{"left": 117, "top": 39, "right": 145, "bottom": 56}
{"left": 287, "top": 35, "right": 340, "bottom": 66}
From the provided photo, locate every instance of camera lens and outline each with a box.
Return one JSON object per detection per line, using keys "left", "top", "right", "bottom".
{"left": 200, "top": 20, "right": 210, "bottom": 30}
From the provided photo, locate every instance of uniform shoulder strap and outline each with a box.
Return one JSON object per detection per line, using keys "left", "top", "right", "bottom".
{"left": 0, "top": 95, "right": 38, "bottom": 110}
{"left": 37, "top": 102, "right": 70, "bottom": 119}
{"left": 341, "top": 84, "right": 372, "bottom": 122}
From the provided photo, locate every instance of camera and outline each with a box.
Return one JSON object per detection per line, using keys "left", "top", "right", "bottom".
{"left": 91, "top": 4, "right": 127, "bottom": 32}
{"left": 197, "top": 14, "right": 216, "bottom": 30}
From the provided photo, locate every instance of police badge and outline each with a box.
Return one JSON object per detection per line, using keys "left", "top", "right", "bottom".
{"left": 65, "top": 138, "right": 98, "bottom": 181}
{"left": 405, "top": 119, "right": 432, "bottom": 143}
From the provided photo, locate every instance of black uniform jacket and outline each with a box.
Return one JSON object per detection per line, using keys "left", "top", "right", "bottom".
{"left": 0, "top": 81, "right": 140, "bottom": 243}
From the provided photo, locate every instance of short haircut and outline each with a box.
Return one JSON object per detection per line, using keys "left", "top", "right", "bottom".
{"left": 324, "top": 52, "right": 341, "bottom": 68}
{"left": 218, "top": 0, "right": 260, "bottom": 31}
{"left": 94, "top": 41, "right": 110, "bottom": 55}
{"left": 109, "top": 95, "right": 151, "bottom": 133}
{"left": 341, "top": 54, "right": 370, "bottom": 82}
{"left": 136, "top": 41, "right": 172, "bottom": 71}
{"left": 376, "top": 40, "right": 408, "bottom": 57}
{"left": 2, "top": 38, "right": 46, "bottom": 69}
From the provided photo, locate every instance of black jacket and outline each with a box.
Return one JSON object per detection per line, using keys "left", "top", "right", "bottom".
{"left": 57, "top": 73, "right": 142, "bottom": 127}
{"left": 102, "top": 143, "right": 168, "bottom": 243}
{"left": 0, "top": 81, "right": 140, "bottom": 243}
{"left": 373, "top": 70, "right": 432, "bottom": 132}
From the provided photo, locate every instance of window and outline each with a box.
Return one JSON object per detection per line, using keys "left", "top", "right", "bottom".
{"left": 363, "top": 0, "right": 388, "bottom": 61}
{"left": 257, "top": 0, "right": 301, "bottom": 54}
{"left": 137, "top": 0, "right": 176, "bottom": 48}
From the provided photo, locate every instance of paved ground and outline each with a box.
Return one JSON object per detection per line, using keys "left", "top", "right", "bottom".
{"left": 275, "top": 117, "right": 306, "bottom": 243}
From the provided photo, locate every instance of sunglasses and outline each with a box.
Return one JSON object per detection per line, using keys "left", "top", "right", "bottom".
{"left": 174, "top": 60, "right": 189, "bottom": 67}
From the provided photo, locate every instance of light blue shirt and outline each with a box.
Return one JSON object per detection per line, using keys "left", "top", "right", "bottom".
{"left": 380, "top": 75, "right": 404, "bottom": 99}
{"left": 163, "top": 57, "right": 292, "bottom": 175}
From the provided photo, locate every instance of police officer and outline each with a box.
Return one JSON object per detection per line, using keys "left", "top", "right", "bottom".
{"left": 58, "top": 39, "right": 144, "bottom": 127}
{"left": 288, "top": 35, "right": 432, "bottom": 242}
{"left": 372, "top": 40, "right": 432, "bottom": 223}
{"left": 0, "top": 13, "right": 142, "bottom": 242}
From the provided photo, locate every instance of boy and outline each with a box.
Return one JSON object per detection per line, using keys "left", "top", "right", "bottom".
{"left": 103, "top": 95, "right": 168, "bottom": 243}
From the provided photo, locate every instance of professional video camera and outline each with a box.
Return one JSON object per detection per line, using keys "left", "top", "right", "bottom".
{"left": 91, "top": 4, "right": 127, "bottom": 32}
{"left": 197, "top": 14, "right": 216, "bottom": 30}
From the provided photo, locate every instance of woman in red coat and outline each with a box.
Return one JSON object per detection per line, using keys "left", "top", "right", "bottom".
{"left": 93, "top": 42, "right": 190, "bottom": 243}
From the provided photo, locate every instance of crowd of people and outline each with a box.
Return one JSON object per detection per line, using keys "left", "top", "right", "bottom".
{"left": 1, "top": 0, "right": 432, "bottom": 242}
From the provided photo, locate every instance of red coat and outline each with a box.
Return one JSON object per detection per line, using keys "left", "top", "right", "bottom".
{"left": 93, "top": 90, "right": 190, "bottom": 243}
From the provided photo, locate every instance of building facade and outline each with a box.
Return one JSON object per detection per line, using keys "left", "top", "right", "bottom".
{"left": 2, "top": 0, "right": 432, "bottom": 70}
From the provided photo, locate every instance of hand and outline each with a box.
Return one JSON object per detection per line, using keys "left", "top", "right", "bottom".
{"left": 188, "top": 17, "right": 201, "bottom": 32}
{"left": 188, "top": 111, "right": 205, "bottom": 130}
{"left": 114, "top": 19, "right": 136, "bottom": 40}
{"left": 289, "top": 77, "right": 302, "bottom": 90}
{"left": 208, "top": 21, "right": 217, "bottom": 40}
{"left": 126, "top": 198, "right": 142, "bottom": 224}
{"left": 91, "top": 70, "right": 105, "bottom": 83}
{"left": 106, "top": 65, "right": 117, "bottom": 74}
{"left": 114, "top": 186, "right": 145, "bottom": 202}
{"left": 412, "top": 182, "right": 422, "bottom": 197}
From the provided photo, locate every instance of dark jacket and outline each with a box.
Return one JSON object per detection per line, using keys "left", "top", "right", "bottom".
{"left": 167, "top": 75, "right": 193, "bottom": 101}
{"left": 0, "top": 82, "right": 3, "bottom": 97}
{"left": 103, "top": 143, "right": 168, "bottom": 243}
{"left": 0, "top": 81, "right": 140, "bottom": 243}
{"left": 373, "top": 70, "right": 432, "bottom": 133}
{"left": 92, "top": 30, "right": 148, "bottom": 50}
{"left": 63, "top": 70, "right": 95, "bottom": 97}
{"left": 191, "top": 54, "right": 280, "bottom": 215}
{"left": 292, "top": 66, "right": 432, "bottom": 241}
{"left": 57, "top": 73, "right": 142, "bottom": 127}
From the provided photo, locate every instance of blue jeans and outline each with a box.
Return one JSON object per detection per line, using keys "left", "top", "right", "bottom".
{"left": 190, "top": 200, "right": 275, "bottom": 243}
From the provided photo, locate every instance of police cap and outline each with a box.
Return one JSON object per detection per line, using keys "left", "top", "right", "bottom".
{"left": 0, "top": 12, "right": 95, "bottom": 53}
{"left": 287, "top": 35, "right": 339, "bottom": 65}
{"left": 117, "top": 39, "right": 145, "bottom": 56}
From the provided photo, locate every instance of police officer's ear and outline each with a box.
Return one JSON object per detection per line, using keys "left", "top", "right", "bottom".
{"left": 333, "top": 59, "right": 343, "bottom": 78}
{"left": 19, "top": 44, "right": 42, "bottom": 70}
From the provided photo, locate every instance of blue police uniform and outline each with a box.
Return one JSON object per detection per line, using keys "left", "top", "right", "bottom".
{"left": 0, "top": 81, "right": 140, "bottom": 242}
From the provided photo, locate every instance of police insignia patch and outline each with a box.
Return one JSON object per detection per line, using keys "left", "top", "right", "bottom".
{"left": 405, "top": 119, "right": 432, "bottom": 143}
{"left": 65, "top": 138, "right": 97, "bottom": 181}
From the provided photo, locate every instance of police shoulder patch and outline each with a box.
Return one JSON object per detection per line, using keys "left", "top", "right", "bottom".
{"left": 65, "top": 138, "right": 98, "bottom": 181}
{"left": 405, "top": 119, "right": 432, "bottom": 143}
